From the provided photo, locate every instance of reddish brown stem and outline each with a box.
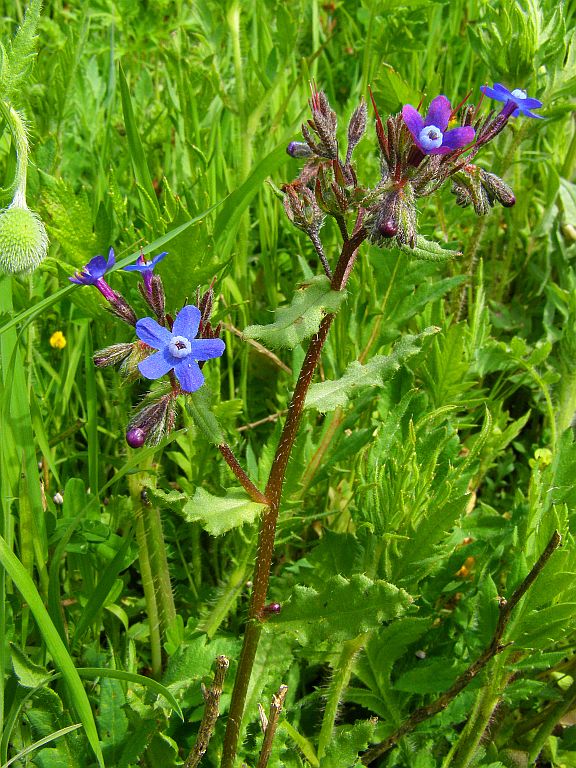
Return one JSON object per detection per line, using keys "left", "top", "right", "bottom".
{"left": 218, "top": 443, "right": 269, "bottom": 505}
{"left": 221, "top": 217, "right": 366, "bottom": 767}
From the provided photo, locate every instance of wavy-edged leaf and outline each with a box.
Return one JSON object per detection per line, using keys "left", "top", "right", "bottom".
{"left": 305, "top": 328, "right": 438, "bottom": 413}
{"left": 244, "top": 276, "right": 346, "bottom": 349}
{"left": 149, "top": 485, "right": 266, "bottom": 537}
{"left": 273, "top": 574, "right": 412, "bottom": 644}
{"left": 400, "top": 236, "right": 461, "bottom": 261}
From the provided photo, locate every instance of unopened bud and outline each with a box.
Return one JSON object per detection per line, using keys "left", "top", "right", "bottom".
{"left": 479, "top": 170, "right": 516, "bottom": 208}
{"left": 346, "top": 97, "right": 367, "bottom": 163}
{"left": 126, "top": 395, "right": 177, "bottom": 447}
{"left": 261, "top": 602, "right": 281, "bottom": 617}
{"left": 93, "top": 342, "right": 134, "bottom": 368}
{"left": 0, "top": 203, "right": 49, "bottom": 274}
{"left": 53, "top": 492, "right": 64, "bottom": 505}
{"left": 126, "top": 427, "right": 146, "bottom": 448}
{"left": 287, "top": 141, "right": 314, "bottom": 158}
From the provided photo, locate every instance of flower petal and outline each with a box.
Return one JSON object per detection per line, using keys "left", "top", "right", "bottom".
{"left": 425, "top": 95, "right": 451, "bottom": 131}
{"left": 136, "top": 317, "right": 172, "bottom": 349}
{"left": 174, "top": 358, "right": 205, "bottom": 392}
{"left": 520, "top": 108, "right": 545, "bottom": 119}
{"left": 150, "top": 251, "right": 168, "bottom": 267}
{"left": 402, "top": 105, "right": 424, "bottom": 139}
{"left": 441, "top": 125, "right": 476, "bottom": 150}
{"left": 172, "top": 305, "right": 201, "bottom": 340}
{"left": 519, "top": 97, "right": 543, "bottom": 109}
{"left": 191, "top": 338, "right": 226, "bottom": 361}
{"left": 138, "top": 350, "right": 174, "bottom": 380}
{"left": 105, "top": 248, "right": 115, "bottom": 271}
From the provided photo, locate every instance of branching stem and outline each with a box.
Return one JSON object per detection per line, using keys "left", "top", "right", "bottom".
{"left": 361, "top": 530, "right": 562, "bottom": 764}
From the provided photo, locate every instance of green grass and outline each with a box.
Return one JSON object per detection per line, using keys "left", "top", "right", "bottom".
{"left": 0, "top": 0, "right": 575, "bottom": 766}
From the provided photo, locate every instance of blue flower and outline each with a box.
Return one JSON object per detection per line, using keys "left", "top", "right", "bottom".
{"left": 70, "top": 248, "right": 115, "bottom": 287}
{"left": 124, "top": 251, "right": 167, "bottom": 276}
{"left": 125, "top": 251, "right": 167, "bottom": 295}
{"left": 136, "top": 305, "right": 225, "bottom": 392}
{"left": 402, "top": 95, "right": 476, "bottom": 155}
{"left": 480, "top": 83, "right": 543, "bottom": 119}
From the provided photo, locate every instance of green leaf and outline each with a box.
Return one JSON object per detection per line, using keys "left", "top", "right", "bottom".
{"left": 305, "top": 328, "right": 438, "bottom": 413}
{"left": 393, "top": 658, "right": 466, "bottom": 694}
{"left": 0, "top": 536, "right": 104, "bottom": 767}
{"left": 186, "top": 387, "right": 225, "bottom": 445}
{"left": 400, "top": 236, "right": 461, "bottom": 261}
{"left": 10, "top": 644, "right": 49, "bottom": 688}
{"left": 321, "top": 719, "right": 378, "bottom": 768}
{"left": 244, "top": 276, "right": 346, "bottom": 349}
{"left": 273, "top": 574, "right": 412, "bottom": 644}
{"left": 149, "top": 485, "right": 266, "bottom": 537}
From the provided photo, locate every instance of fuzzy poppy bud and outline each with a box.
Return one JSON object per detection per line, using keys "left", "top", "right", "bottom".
{"left": 0, "top": 202, "right": 48, "bottom": 274}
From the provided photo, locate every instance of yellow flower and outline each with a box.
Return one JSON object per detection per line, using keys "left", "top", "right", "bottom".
{"left": 50, "top": 330, "right": 67, "bottom": 350}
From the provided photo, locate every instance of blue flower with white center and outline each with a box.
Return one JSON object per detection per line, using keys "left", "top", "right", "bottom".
{"left": 135, "top": 305, "right": 225, "bottom": 392}
{"left": 402, "top": 95, "right": 475, "bottom": 155}
{"left": 480, "top": 83, "right": 543, "bottom": 119}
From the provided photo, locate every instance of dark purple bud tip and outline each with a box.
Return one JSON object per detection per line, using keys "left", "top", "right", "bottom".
{"left": 502, "top": 195, "right": 516, "bottom": 208}
{"left": 261, "top": 602, "right": 281, "bottom": 617}
{"left": 287, "top": 141, "right": 313, "bottom": 158}
{"left": 126, "top": 427, "right": 146, "bottom": 448}
{"left": 379, "top": 220, "right": 398, "bottom": 238}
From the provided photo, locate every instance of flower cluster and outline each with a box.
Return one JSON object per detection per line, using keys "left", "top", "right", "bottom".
{"left": 70, "top": 249, "right": 225, "bottom": 447}
{"left": 284, "top": 81, "right": 542, "bottom": 252}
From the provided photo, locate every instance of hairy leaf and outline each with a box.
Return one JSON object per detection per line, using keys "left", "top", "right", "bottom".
{"left": 273, "top": 574, "right": 412, "bottom": 644}
{"left": 243, "top": 276, "right": 346, "bottom": 349}
{"left": 305, "top": 328, "right": 438, "bottom": 412}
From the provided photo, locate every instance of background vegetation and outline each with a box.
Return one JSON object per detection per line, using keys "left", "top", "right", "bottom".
{"left": 0, "top": 0, "right": 575, "bottom": 766}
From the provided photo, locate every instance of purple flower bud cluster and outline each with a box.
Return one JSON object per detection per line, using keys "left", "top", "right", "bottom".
{"left": 284, "top": 81, "right": 542, "bottom": 251}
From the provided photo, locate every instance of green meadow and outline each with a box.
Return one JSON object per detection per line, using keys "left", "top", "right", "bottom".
{"left": 0, "top": 0, "right": 575, "bottom": 766}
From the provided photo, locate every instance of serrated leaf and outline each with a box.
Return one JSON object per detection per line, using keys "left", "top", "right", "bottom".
{"left": 183, "top": 487, "right": 266, "bottom": 536}
{"left": 305, "top": 329, "right": 438, "bottom": 413}
{"left": 243, "top": 276, "right": 346, "bottom": 349}
{"left": 322, "top": 719, "right": 378, "bottom": 768}
{"left": 273, "top": 574, "right": 412, "bottom": 644}
{"left": 400, "top": 235, "right": 461, "bottom": 261}
{"left": 11, "top": 643, "right": 49, "bottom": 688}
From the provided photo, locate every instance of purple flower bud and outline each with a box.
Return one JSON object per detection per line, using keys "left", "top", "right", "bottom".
{"left": 126, "top": 428, "right": 146, "bottom": 448}
{"left": 378, "top": 220, "right": 398, "bottom": 238}
{"left": 261, "top": 602, "right": 281, "bottom": 617}
{"left": 287, "top": 141, "right": 314, "bottom": 158}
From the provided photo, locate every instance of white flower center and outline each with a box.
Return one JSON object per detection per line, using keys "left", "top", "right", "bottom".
{"left": 511, "top": 88, "right": 527, "bottom": 99}
{"left": 169, "top": 335, "right": 192, "bottom": 359}
{"left": 419, "top": 125, "right": 443, "bottom": 150}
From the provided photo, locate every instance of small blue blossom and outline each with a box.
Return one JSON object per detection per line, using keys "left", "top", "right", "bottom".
{"left": 124, "top": 251, "right": 167, "bottom": 276}
{"left": 480, "top": 83, "right": 543, "bottom": 119}
{"left": 70, "top": 248, "right": 115, "bottom": 287}
{"left": 125, "top": 251, "right": 167, "bottom": 295}
{"left": 136, "top": 305, "right": 225, "bottom": 392}
{"left": 402, "top": 95, "right": 475, "bottom": 155}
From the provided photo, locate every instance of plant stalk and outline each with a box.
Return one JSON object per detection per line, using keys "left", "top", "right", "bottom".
{"left": 220, "top": 224, "right": 366, "bottom": 767}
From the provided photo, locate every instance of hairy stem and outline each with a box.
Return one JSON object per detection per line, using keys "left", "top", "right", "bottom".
{"left": 185, "top": 655, "right": 230, "bottom": 768}
{"left": 219, "top": 442, "right": 269, "bottom": 504}
{"left": 221, "top": 223, "right": 366, "bottom": 767}
{"left": 129, "top": 472, "right": 162, "bottom": 678}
